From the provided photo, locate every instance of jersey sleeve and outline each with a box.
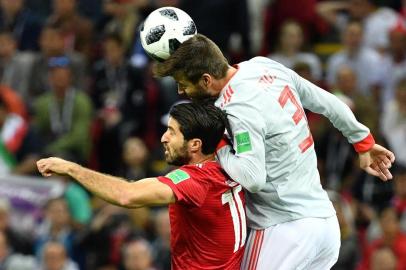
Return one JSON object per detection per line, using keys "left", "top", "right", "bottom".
{"left": 289, "top": 69, "right": 375, "bottom": 152}
{"left": 157, "top": 166, "right": 211, "bottom": 207}
{"left": 216, "top": 101, "right": 267, "bottom": 193}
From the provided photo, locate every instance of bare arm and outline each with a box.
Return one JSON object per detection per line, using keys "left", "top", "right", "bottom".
{"left": 37, "top": 157, "right": 175, "bottom": 208}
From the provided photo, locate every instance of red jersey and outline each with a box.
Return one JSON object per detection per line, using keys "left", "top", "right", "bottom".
{"left": 158, "top": 161, "right": 246, "bottom": 270}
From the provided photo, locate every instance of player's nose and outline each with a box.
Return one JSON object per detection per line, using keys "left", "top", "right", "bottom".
{"left": 161, "top": 131, "right": 168, "bottom": 143}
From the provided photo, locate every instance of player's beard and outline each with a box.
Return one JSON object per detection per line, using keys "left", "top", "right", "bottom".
{"left": 165, "top": 141, "right": 190, "bottom": 166}
{"left": 187, "top": 86, "right": 215, "bottom": 102}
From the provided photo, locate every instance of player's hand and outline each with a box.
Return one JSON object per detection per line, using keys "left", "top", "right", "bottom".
{"left": 358, "top": 144, "right": 395, "bottom": 181}
{"left": 37, "top": 157, "right": 76, "bottom": 177}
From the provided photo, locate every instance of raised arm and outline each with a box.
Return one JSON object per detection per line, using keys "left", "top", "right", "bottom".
{"left": 290, "top": 70, "right": 395, "bottom": 180}
{"left": 37, "top": 157, "right": 175, "bottom": 208}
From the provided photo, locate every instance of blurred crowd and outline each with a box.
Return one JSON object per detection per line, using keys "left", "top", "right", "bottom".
{"left": 0, "top": 0, "right": 405, "bottom": 269}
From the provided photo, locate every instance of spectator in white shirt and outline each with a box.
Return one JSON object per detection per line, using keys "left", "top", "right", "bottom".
{"left": 268, "top": 20, "right": 322, "bottom": 81}
{"left": 326, "top": 21, "right": 384, "bottom": 102}
{"left": 381, "top": 78, "right": 406, "bottom": 167}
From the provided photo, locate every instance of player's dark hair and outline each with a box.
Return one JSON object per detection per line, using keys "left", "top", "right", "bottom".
{"left": 153, "top": 34, "right": 229, "bottom": 84}
{"left": 169, "top": 102, "right": 227, "bottom": 155}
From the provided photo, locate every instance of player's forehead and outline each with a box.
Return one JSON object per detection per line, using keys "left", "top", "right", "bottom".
{"left": 167, "top": 117, "right": 181, "bottom": 132}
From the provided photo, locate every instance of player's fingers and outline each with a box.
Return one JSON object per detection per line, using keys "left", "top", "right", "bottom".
{"left": 378, "top": 162, "right": 393, "bottom": 180}
{"left": 40, "top": 163, "right": 52, "bottom": 174}
{"left": 371, "top": 163, "right": 388, "bottom": 181}
{"left": 377, "top": 155, "right": 392, "bottom": 168}
{"left": 386, "top": 150, "right": 395, "bottom": 163}
{"left": 364, "top": 166, "right": 380, "bottom": 178}
{"left": 42, "top": 172, "right": 53, "bottom": 177}
{"left": 39, "top": 162, "right": 49, "bottom": 171}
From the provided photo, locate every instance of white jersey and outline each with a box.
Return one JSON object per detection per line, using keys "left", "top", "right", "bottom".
{"left": 215, "top": 57, "right": 370, "bottom": 229}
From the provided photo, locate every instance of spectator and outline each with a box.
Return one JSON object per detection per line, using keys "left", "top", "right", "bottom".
{"left": 261, "top": 0, "right": 327, "bottom": 55}
{"left": 47, "top": 0, "right": 94, "bottom": 59}
{"left": 370, "top": 246, "right": 397, "bottom": 270}
{"left": 57, "top": 176, "right": 92, "bottom": 228}
{"left": 332, "top": 65, "right": 380, "bottom": 138}
{"left": 121, "top": 137, "right": 151, "bottom": 180}
{"left": 0, "top": 0, "right": 42, "bottom": 51}
{"left": 122, "top": 238, "right": 157, "bottom": 270}
{"left": 0, "top": 31, "right": 34, "bottom": 102}
{"left": 345, "top": 0, "right": 399, "bottom": 52}
{"left": 326, "top": 21, "right": 384, "bottom": 101}
{"left": 380, "top": 78, "right": 406, "bottom": 167}
{"left": 91, "top": 33, "right": 146, "bottom": 128}
{"left": 391, "top": 165, "right": 406, "bottom": 232}
{"left": 0, "top": 95, "right": 42, "bottom": 176}
{"left": 33, "top": 56, "right": 93, "bottom": 163}
{"left": 29, "top": 25, "right": 86, "bottom": 101}
{"left": 328, "top": 191, "right": 360, "bottom": 270}
{"left": 79, "top": 200, "right": 137, "bottom": 269}
{"left": 246, "top": 0, "right": 268, "bottom": 55}
{"left": 0, "top": 231, "right": 36, "bottom": 270}
{"left": 179, "top": 0, "right": 251, "bottom": 61}
{"left": 34, "top": 198, "right": 75, "bottom": 259}
{"left": 101, "top": 0, "right": 147, "bottom": 54}
{"left": 39, "top": 241, "right": 79, "bottom": 270}
{"left": 317, "top": 0, "right": 399, "bottom": 53}
{"left": 0, "top": 198, "right": 33, "bottom": 255}
{"left": 268, "top": 20, "right": 322, "bottom": 81}
{"left": 358, "top": 207, "right": 406, "bottom": 270}
{"left": 0, "top": 84, "right": 26, "bottom": 119}
{"left": 151, "top": 208, "right": 170, "bottom": 270}
{"left": 91, "top": 33, "right": 146, "bottom": 174}
{"left": 381, "top": 21, "right": 406, "bottom": 108}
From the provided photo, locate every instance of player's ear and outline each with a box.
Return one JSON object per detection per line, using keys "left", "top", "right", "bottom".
{"left": 201, "top": 73, "right": 212, "bottom": 88}
{"left": 189, "top": 138, "right": 202, "bottom": 153}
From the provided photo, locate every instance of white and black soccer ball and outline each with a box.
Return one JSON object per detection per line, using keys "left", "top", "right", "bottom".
{"left": 140, "top": 7, "right": 197, "bottom": 62}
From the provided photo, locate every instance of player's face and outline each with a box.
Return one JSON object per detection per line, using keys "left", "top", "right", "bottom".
{"left": 161, "top": 117, "right": 190, "bottom": 166}
{"left": 176, "top": 78, "right": 213, "bottom": 101}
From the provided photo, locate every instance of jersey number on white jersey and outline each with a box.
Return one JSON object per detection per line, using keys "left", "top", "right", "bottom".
{"left": 222, "top": 185, "right": 246, "bottom": 252}
{"left": 278, "top": 85, "right": 314, "bottom": 153}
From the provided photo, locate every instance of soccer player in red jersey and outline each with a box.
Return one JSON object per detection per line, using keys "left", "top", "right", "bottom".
{"left": 37, "top": 102, "right": 246, "bottom": 270}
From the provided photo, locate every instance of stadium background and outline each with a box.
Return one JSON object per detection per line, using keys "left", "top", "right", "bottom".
{"left": 0, "top": 0, "right": 405, "bottom": 269}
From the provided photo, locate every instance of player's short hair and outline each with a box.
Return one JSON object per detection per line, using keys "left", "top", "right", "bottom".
{"left": 169, "top": 102, "right": 227, "bottom": 155}
{"left": 153, "top": 34, "right": 229, "bottom": 84}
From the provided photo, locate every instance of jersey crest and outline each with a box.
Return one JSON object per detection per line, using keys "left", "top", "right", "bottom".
{"left": 235, "top": 131, "right": 252, "bottom": 154}
{"left": 166, "top": 169, "right": 190, "bottom": 184}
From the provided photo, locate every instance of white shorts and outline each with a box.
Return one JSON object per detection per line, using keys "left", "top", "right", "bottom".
{"left": 241, "top": 216, "right": 340, "bottom": 270}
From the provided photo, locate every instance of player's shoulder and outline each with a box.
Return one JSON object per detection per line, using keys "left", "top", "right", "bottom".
{"left": 252, "top": 56, "right": 291, "bottom": 69}
{"left": 181, "top": 161, "right": 222, "bottom": 173}
{"left": 179, "top": 162, "right": 226, "bottom": 181}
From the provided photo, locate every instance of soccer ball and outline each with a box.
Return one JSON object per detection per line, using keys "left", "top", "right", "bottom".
{"left": 140, "top": 7, "right": 197, "bottom": 62}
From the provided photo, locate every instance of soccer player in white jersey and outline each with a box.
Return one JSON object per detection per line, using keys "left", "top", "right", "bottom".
{"left": 152, "top": 34, "right": 396, "bottom": 269}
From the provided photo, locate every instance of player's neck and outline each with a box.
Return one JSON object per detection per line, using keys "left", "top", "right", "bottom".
{"left": 212, "top": 66, "right": 238, "bottom": 94}
{"left": 189, "top": 154, "right": 215, "bottom": 165}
